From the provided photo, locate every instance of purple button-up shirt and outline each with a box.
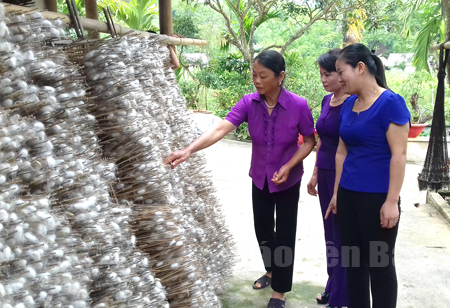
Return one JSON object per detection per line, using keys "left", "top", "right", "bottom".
{"left": 225, "top": 88, "right": 315, "bottom": 193}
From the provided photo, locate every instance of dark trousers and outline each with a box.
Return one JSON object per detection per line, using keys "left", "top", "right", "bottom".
{"left": 337, "top": 185, "right": 400, "bottom": 308}
{"left": 252, "top": 178, "right": 300, "bottom": 293}
{"left": 317, "top": 169, "right": 348, "bottom": 307}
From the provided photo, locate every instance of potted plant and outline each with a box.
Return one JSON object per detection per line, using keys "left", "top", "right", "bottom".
{"left": 409, "top": 93, "right": 431, "bottom": 138}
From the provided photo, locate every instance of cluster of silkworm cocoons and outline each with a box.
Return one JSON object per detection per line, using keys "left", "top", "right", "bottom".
{"left": 0, "top": 4, "right": 235, "bottom": 308}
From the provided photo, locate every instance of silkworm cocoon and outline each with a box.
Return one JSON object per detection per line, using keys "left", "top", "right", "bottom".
{"left": 14, "top": 226, "right": 24, "bottom": 243}
{"left": 115, "top": 291, "right": 126, "bottom": 300}
{"left": 24, "top": 266, "right": 36, "bottom": 279}
{"left": 34, "top": 262, "right": 43, "bottom": 270}
{"left": 58, "top": 260, "right": 70, "bottom": 272}
{"left": 52, "top": 249, "right": 63, "bottom": 257}
{"left": 47, "top": 285, "right": 62, "bottom": 294}
{"left": 119, "top": 268, "right": 131, "bottom": 276}
{"left": 77, "top": 289, "right": 88, "bottom": 300}
{"left": 37, "top": 273, "right": 50, "bottom": 282}
{"left": 24, "top": 232, "right": 38, "bottom": 243}
{"left": 18, "top": 148, "right": 28, "bottom": 158}
{"left": 151, "top": 286, "right": 161, "bottom": 294}
{"left": 2, "top": 99, "right": 13, "bottom": 108}
{"left": 29, "top": 250, "right": 41, "bottom": 261}
{"left": 14, "top": 259, "right": 27, "bottom": 268}
{"left": 8, "top": 282, "right": 23, "bottom": 293}
{"left": 0, "top": 209, "right": 8, "bottom": 221}
{"left": 34, "top": 224, "right": 47, "bottom": 237}
{"left": 23, "top": 295, "right": 34, "bottom": 306}
{"left": 100, "top": 255, "right": 110, "bottom": 263}
{"left": 41, "top": 20, "right": 52, "bottom": 28}
{"left": 72, "top": 301, "right": 86, "bottom": 308}
{"left": 62, "top": 283, "right": 72, "bottom": 294}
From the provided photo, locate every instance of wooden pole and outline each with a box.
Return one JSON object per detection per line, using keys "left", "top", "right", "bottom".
{"left": 159, "top": 0, "right": 173, "bottom": 35}
{"left": 44, "top": 0, "right": 57, "bottom": 12}
{"left": 85, "top": 0, "right": 100, "bottom": 40}
{"left": 3, "top": 4, "right": 207, "bottom": 46}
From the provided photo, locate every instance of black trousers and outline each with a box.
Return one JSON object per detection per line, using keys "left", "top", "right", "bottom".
{"left": 337, "top": 185, "right": 400, "bottom": 308}
{"left": 252, "top": 178, "right": 300, "bottom": 293}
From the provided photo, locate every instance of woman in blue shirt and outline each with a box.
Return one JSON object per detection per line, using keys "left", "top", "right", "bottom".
{"left": 326, "top": 44, "right": 410, "bottom": 308}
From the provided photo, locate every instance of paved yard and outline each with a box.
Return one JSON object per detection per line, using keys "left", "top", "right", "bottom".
{"left": 202, "top": 140, "right": 450, "bottom": 308}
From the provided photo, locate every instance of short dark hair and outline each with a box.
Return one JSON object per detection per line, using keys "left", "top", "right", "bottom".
{"left": 317, "top": 48, "right": 341, "bottom": 72}
{"left": 253, "top": 50, "right": 285, "bottom": 77}
{"left": 338, "top": 43, "right": 389, "bottom": 89}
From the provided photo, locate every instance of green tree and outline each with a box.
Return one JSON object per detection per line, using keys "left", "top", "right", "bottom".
{"left": 399, "top": 0, "right": 445, "bottom": 72}
{"left": 97, "top": 0, "right": 159, "bottom": 31}
{"left": 173, "top": 11, "right": 200, "bottom": 38}
{"left": 192, "top": 0, "right": 370, "bottom": 70}
{"left": 57, "top": 0, "right": 86, "bottom": 16}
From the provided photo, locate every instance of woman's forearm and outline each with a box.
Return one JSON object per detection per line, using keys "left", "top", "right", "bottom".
{"left": 285, "top": 134, "right": 315, "bottom": 170}
{"left": 385, "top": 122, "right": 409, "bottom": 204}
{"left": 386, "top": 153, "right": 406, "bottom": 204}
{"left": 333, "top": 139, "right": 347, "bottom": 195}
{"left": 185, "top": 120, "right": 236, "bottom": 154}
{"left": 311, "top": 138, "right": 321, "bottom": 177}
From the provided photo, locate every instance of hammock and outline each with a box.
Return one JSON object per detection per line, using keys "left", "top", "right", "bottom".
{"left": 418, "top": 44, "right": 450, "bottom": 191}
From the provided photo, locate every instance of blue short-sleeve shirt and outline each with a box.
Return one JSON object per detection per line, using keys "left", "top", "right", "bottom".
{"left": 339, "top": 90, "right": 411, "bottom": 193}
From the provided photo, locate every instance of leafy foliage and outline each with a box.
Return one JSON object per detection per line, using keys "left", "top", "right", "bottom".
{"left": 57, "top": 0, "right": 85, "bottom": 16}
{"left": 397, "top": 0, "right": 444, "bottom": 72}
{"left": 97, "top": 0, "right": 159, "bottom": 31}
{"left": 173, "top": 12, "right": 200, "bottom": 38}
{"left": 218, "top": 1, "right": 282, "bottom": 52}
{"left": 387, "top": 70, "right": 438, "bottom": 123}
{"left": 412, "top": 15, "right": 443, "bottom": 72}
{"left": 211, "top": 54, "right": 252, "bottom": 116}
{"left": 283, "top": 52, "right": 327, "bottom": 122}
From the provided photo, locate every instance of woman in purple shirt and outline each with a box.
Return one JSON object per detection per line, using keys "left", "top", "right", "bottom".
{"left": 326, "top": 44, "right": 410, "bottom": 308}
{"left": 307, "top": 49, "right": 348, "bottom": 308}
{"left": 164, "top": 50, "right": 315, "bottom": 308}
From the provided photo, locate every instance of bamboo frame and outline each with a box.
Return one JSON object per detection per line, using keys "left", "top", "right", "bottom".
{"left": 431, "top": 42, "right": 450, "bottom": 51}
{"left": 3, "top": 3, "right": 208, "bottom": 46}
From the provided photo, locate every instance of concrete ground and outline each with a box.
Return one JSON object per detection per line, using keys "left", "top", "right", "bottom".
{"left": 202, "top": 140, "right": 450, "bottom": 308}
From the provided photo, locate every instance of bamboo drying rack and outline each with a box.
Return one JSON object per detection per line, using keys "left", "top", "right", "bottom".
{"left": 3, "top": 3, "right": 208, "bottom": 46}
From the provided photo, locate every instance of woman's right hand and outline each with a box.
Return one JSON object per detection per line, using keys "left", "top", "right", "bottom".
{"left": 307, "top": 175, "right": 318, "bottom": 196}
{"left": 163, "top": 149, "right": 191, "bottom": 169}
{"left": 325, "top": 194, "right": 337, "bottom": 219}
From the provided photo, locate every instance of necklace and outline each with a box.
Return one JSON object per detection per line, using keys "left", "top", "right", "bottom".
{"left": 353, "top": 98, "right": 371, "bottom": 113}
{"left": 331, "top": 94, "right": 350, "bottom": 105}
{"left": 264, "top": 99, "right": 276, "bottom": 109}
